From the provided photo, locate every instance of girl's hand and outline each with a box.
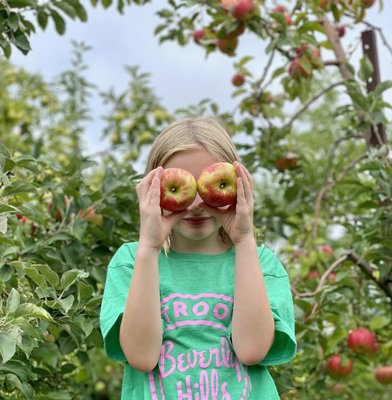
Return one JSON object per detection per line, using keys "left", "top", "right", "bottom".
{"left": 199, "top": 161, "right": 254, "bottom": 245}
{"left": 136, "top": 167, "right": 186, "bottom": 251}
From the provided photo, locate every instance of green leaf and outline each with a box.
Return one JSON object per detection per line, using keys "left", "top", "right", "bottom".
{"left": 102, "top": 0, "right": 112, "bottom": 8}
{"left": 13, "top": 303, "right": 53, "bottom": 320}
{"left": 68, "top": 0, "right": 88, "bottom": 21}
{"left": 369, "top": 315, "right": 390, "bottom": 330}
{"left": 10, "top": 32, "right": 31, "bottom": 52}
{"left": 2, "top": 181, "right": 36, "bottom": 196}
{"left": 50, "top": 9, "right": 66, "bottom": 35}
{"left": 8, "top": 12, "right": 20, "bottom": 31}
{"left": 36, "top": 391, "right": 71, "bottom": 400}
{"left": 1, "top": 41, "right": 12, "bottom": 58}
{"left": 8, "top": 0, "right": 37, "bottom": 7}
{"left": 33, "top": 264, "right": 59, "bottom": 288}
{"left": 374, "top": 80, "right": 392, "bottom": 96}
{"left": 7, "top": 288, "right": 20, "bottom": 314}
{"left": 359, "top": 55, "right": 374, "bottom": 83}
{"left": 58, "top": 295, "right": 74, "bottom": 314}
{"left": 37, "top": 10, "right": 49, "bottom": 29}
{"left": 53, "top": 1, "right": 77, "bottom": 19}
{"left": 24, "top": 266, "right": 47, "bottom": 291}
{"left": 0, "top": 332, "right": 17, "bottom": 363}
{"left": 0, "top": 204, "right": 19, "bottom": 213}
{"left": 60, "top": 269, "right": 88, "bottom": 291}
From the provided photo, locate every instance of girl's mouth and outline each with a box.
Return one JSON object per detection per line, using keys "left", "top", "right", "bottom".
{"left": 183, "top": 216, "right": 213, "bottom": 226}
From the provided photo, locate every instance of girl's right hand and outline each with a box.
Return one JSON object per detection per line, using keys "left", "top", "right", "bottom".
{"left": 136, "top": 167, "right": 186, "bottom": 252}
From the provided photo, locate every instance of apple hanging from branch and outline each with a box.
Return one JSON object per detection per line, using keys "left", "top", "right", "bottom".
{"left": 347, "top": 328, "right": 379, "bottom": 355}
{"left": 326, "top": 354, "right": 354, "bottom": 379}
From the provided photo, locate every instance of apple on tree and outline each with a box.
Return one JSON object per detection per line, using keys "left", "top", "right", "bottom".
{"left": 347, "top": 328, "right": 379, "bottom": 355}
{"left": 374, "top": 366, "right": 392, "bottom": 385}
{"left": 272, "top": 5, "right": 293, "bottom": 26}
{"left": 232, "top": 72, "right": 245, "bottom": 86}
{"left": 160, "top": 168, "right": 197, "bottom": 212}
{"left": 326, "top": 354, "right": 354, "bottom": 379}
{"left": 231, "top": 0, "right": 256, "bottom": 21}
{"left": 197, "top": 162, "right": 237, "bottom": 207}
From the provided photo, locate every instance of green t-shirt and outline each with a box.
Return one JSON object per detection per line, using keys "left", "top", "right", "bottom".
{"left": 100, "top": 242, "right": 296, "bottom": 399}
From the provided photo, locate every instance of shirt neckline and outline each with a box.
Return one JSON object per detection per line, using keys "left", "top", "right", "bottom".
{"left": 163, "top": 246, "right": 235, "bottom": 261}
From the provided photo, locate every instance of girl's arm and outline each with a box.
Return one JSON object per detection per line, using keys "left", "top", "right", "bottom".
{"left": 201, "top": 161, "right": 274, "bottom": 365}
{"left": 119, "top": 244, "right": 162, "bottom": 372}
{"left": 119, "top": 167, "right": 186, "bottom": 371}
{"left": 231, "top": 236, "right": 274, "bottom": 365}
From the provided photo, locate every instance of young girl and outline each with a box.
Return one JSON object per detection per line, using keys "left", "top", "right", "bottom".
{"left": 100, "top": 118, "right": 296, "bottom": 399}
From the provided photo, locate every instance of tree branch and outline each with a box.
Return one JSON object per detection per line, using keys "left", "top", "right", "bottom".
{"left": 311, "top": 152, "right": 368, "bottom": 241}
{"left": 282, "top": 80, "right": 345, "bottom": 130}
{"left": 294, "top": 254, "right": 349, "bottom": 299}
{"left": 347, "top": 251, "right": 392, "bottom": 300}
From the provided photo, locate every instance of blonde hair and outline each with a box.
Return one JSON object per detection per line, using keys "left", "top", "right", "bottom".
{"left": 145, "top": 118, "right": 240, "bottom": 252}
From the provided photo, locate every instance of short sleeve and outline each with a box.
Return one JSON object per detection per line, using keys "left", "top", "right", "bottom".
{"left": 258, "top": 245, "right": 297, "bottom": 366}
{"left": 99, "top": 242, "right": 137, "bottom": 361}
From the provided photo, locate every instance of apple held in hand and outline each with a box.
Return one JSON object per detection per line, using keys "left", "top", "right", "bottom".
{"left": 160, "top": 168, "right": 197, "bottom": 212}
{"left": 197, "top": 162, "right": 237, "bottom": 207}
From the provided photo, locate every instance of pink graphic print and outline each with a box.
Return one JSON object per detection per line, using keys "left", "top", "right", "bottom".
{"left": 147, "top": 293, "right": 252, "bottom": 400}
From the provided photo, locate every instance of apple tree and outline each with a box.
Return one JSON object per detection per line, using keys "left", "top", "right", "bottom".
{"left": 99, "top": 0, "right": 392, "bottom": 398}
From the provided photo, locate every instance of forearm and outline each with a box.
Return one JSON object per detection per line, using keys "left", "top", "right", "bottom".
{"left": 231, "top": 237, "right": 275, "bottom": 365}
{"left": 119, "top": 244, "right": 162, "bottom": 371}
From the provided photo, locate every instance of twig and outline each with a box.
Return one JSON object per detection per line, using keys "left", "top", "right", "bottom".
{"left": 282, "top": 80, "right": 345, "bottom": 130}
{"left": 295, "top": 254, "right": 349, "bottom": 299}
{"left": 347, "top": 251, "right": 392, "bottom": 300}
{"left": 311, "top": 152, "right": 368, "bottom": 241}
{"left": 362, "top": 21, "right": 392, "bottom": 57}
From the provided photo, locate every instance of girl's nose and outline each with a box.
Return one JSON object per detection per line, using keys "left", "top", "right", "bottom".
{"left": 188, "top": 192, "right": 203, "bottom": 210}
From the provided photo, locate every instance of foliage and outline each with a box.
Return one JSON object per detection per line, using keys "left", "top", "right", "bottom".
{"left": 1, "top": 0, "right": 392, "bottom": 399}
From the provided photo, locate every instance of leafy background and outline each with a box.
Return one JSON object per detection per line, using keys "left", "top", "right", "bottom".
{"left": 1, "top": 1, "right": 391, "bottom": 399}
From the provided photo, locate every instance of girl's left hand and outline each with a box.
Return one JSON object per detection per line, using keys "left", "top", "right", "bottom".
{"left": 199, "top": 161, "right": 254, "bottom": 245}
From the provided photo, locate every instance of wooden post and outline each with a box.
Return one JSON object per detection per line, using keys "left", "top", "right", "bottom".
{"left": 361, "top": 29, "right": 387, "bottom": 147}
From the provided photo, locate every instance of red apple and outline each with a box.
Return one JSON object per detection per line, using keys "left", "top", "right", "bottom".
{"left": 79, "top": 207, "right": 103, "bottom": 226}
{"left": 347, "top": 328, "right": 378, "bottom": 355}
{"left": 217, "top": 36, "right": 238, "bottom": 56}
{"left": 272, "top": 5, "right": 293, "bottom": 25}
{"left": 331, "top": 383, "right": 346, "bottom": 394}
{"left": 232, "top": 72, "right": 245, "bottom": 86}
{"left": 197, "top": 162, "right": 237, "bottom": 207}
{"left": 295, "top": 44, "right": 322, "bottom": 68}
{"left": 192, "top": 29, "right": 205, "bottom": 43}
{"left": 320, "top": 0, "right": 332, "bottom": 10}
{"left": 16, "top": 213, "right": 28, "bottom": 224}
{"left": 307, "top": 270, "right": 320, "bottom": 279}
{"left": 322, "top": 244, "right": 333, "bottom": 256}
{"left": 220, "top": 0, "right": 238, "bottom": 11}
{"left": 275, "top": 154, "right": 300, "bottom": 170}
{"left": 326, "top": 354, "right": 353, "bottom": 379}
{"left": 374, "top": 366, "right": 392, "bottom": 385}
{"left": 160, "top": 168, "right": 197, "bottom": 212}
{"left": 361, "top": 0, "right": 375, "bottom": 8}
{"left": 231, "top": 0, "right": 255, "bottom": 21}
{"left": 337, "top": 24, "right": 346, "bottom": 37}
{"left": 328, "top": 272, "right": 337, "bottom": 284}
{"left": 288, "top": 58, "right": 311, "bottom": 79}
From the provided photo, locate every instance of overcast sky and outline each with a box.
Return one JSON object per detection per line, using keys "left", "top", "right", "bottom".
{"left": 9, "top": 0, "right": 392, "bottom": 161}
